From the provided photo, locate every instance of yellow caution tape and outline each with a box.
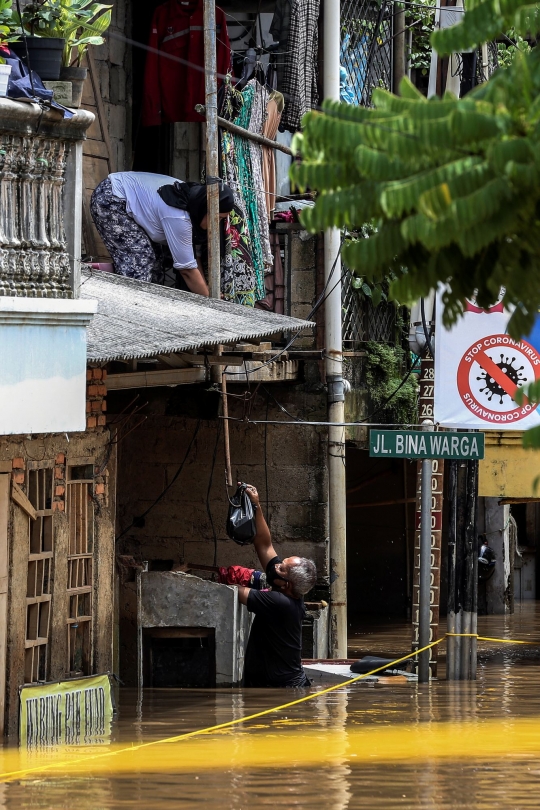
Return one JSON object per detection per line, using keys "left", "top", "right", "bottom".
{"left": 0, "top": 632, "right": 536, "bottom": 784}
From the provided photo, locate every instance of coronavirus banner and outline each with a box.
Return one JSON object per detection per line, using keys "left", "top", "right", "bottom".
{"left": 434, "top": 293, "right": 540, "bottom": 430}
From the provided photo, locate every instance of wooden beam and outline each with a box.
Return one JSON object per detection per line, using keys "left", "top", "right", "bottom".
{"left": 157, "top": 354, "right": 191, "bottom": 368}
{"left": 11, "top": 481, "right": 37, "bottom": 520}
{"left": 106, "top": 367, "right": 206, "bottom": 390}
{"left": 195, "top": 105, "right": 294, "bottom": 155}
{"left": 498, "top": 497, "right": 540, "bottom": 505}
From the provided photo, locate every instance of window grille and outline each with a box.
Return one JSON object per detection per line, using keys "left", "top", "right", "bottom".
{"left": 67, "top": 465, "right": 94, "bottom": 676}
{"left": 342, "top": 269, "right": 397, "bottom": 348}
{"left": 341, "top": 0, "right": 393, "bottom": 107}
{"left": 25, "top": 467, "right": 54, "bottom": 683}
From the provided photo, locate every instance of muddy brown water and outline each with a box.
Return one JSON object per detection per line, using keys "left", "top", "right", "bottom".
{"left": 5, "top": 603, "right": 540, "bottom": 809}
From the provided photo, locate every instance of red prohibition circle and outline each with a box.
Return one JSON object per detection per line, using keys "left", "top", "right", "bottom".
{"left": 457, "top": 334, "right": 540, "bottom": 423}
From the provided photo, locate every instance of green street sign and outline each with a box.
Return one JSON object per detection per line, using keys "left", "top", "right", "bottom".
{"left": 369, "top": 429, "right": 485, "bottom": 460}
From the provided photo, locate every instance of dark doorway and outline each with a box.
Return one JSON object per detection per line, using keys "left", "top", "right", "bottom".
{"left": 346, "top": 448, "right": 417, "bottom": 623}
{"left": 143, "top": 628, "right": 216, "bottom": 687}
{"left": 130, "top": 0, "right": 173, "bottom": 172}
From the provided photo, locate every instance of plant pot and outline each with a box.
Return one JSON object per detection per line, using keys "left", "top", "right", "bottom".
{"left": 11, "top": 37, "right": 65, "bottom": 81}
{"left": 59, "top": 65, "right": 87, "bottom": 108}
{"left": 0, "top": 64, "right": 12, "bottom": 97}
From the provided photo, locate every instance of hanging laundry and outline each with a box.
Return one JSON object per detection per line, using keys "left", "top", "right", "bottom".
{"left": 221, "top": 206, "right": 256, "bottom": 307}
{"left": 220, "top": 79, "right": 256, "bottom": 306}
{"left": 270, "top": 0, "right": 320, "bottom": 132}
{"left": 262, "top": 90, "right": 284, "bottom": 221}
{"left": 247, "top": 83, "right": 273, "bottom": 270}
{"left": 142, "top": 0, "right": 231, "bottom": 126}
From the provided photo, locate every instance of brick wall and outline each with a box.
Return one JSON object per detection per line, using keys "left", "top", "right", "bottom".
{"left": 112, "top": 377, "right": 329, "bottom": 683}
{"left": 86, "top": 367, "right": 108, "bottom": 430}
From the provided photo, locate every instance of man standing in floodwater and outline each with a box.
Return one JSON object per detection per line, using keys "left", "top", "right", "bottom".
{"left": 236, "top": 484, "right": 317, "bottom": 688}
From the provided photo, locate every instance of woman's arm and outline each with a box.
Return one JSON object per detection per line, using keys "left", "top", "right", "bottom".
{"left": 178, "top": 258, "right": 209, "bottom": 296}
{"left": 162, "top": 216, "right": 209, "bottom": 296}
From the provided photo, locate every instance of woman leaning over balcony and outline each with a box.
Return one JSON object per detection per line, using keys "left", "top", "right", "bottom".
{"left": 89, "top": 172, "right": 234, "bottom": 295}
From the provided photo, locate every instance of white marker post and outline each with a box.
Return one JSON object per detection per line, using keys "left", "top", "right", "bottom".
{"left": 418, "top": 420, "right": 434, "bottom": 683}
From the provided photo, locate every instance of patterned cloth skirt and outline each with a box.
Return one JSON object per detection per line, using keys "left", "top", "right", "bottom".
{"left": 90, "top": 178, "right": 162, "bottom": 282}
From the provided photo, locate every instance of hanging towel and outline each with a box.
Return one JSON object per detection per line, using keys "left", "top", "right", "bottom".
{"left": 261, "top": 93, "right": 283, "bottom": 221}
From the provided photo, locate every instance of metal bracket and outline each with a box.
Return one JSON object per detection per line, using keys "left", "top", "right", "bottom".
{"left": 327, "top": 375, "right": 345, "bottom": 404}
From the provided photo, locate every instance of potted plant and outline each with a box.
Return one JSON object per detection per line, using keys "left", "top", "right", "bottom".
{"left": 12, "top": 0, "right": 110, "bottom": 97}
{"left": 56, "top": 0, "right": 112, "bottom": 106}
{"left": 10, "top": 0, "right": 64, "bottom": 80}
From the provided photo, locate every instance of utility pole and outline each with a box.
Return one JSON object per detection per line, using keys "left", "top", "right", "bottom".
{"left": 203, "top": 0, "right": 220, "bottom": 299}
{"left": 324, "top": 0, "right": 347, "bottom": 658}
{"left": 392, "top": 3, "right": 406, "bottom": 94}
{"left": 446, "top": 458, "right": 479, "bottom": 679}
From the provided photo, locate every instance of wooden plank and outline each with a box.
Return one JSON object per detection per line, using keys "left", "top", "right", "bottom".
{"left": 11, "top": 482, "right": 37, "bottom": 521}
{"left": 83, "top": 139, "right": 109, "bottom": 159}
{"left": 87, "top": 50, "right": 115, "bottom": 172}
{"left": 0, "top": 476, "right": 8, "bottom": 734}
{"left": 80, "top": 49, "right": 114, "bottom": 261}
{"left": 106, "top": 367, "right": 207, "bottom": 390}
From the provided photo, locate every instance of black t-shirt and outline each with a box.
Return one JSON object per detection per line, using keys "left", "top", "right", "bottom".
{"left": 244, "top": 557, "right": 307, "bottom": 687}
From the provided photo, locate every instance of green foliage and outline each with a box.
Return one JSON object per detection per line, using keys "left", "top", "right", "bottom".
{"left": 15, "top": 0, "right": 111, "bottom": 66}
{"left": 404, "top": 0, "right": 437, "bottom": 75}
{"left": 292, "top": 49, "right": 540, "bottom": 342}
{"left": 0, "top": 0, "right": 20, "bottom": 63}
{"left": 431, "top": 0, "right": 540, "bottom": 57}
{"left": 497, "top": 29, "right": 532, "bottom": 67}
{"left": 364, "top": 342, "right": 418, "bottom": 425}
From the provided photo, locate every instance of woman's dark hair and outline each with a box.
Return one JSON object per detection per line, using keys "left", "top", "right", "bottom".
{"left": 157, "top": 180, "right": 234, "bottom": 226}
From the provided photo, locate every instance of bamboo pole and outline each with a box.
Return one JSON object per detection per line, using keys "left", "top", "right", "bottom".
{"left": 203, "top": 0, "right": 220, "bottom": 300}
{"left": 195, "top": 105, "right": 294, "bottom": 156}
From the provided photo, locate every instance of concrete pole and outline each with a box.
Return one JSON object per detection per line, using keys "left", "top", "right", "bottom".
{"left": 392, "top": 4, "right": 406, "bottom": 95}
{"left": 203, "top": 0, "right": 220, "bottom": 299}
{"left": 324, "top": 0, "right": 347, "bottom": 659}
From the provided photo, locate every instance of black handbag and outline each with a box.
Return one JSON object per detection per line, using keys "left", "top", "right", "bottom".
{"left": 226, "top": 483, "right": 257, "bottom": 545}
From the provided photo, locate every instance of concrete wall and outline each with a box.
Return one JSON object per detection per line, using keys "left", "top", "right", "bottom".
{"left": 141, "top": 571, "right": 250, "bottom": 685}
{"left": 0, "top": 427, "right": 116, "bottom": 735}
{"left": 112, "top": 377, "right": 329, "bottom": 682}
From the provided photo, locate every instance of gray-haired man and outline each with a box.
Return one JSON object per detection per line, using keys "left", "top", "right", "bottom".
{"left": 237, "top": 484, "right": 317, "bottom": 688}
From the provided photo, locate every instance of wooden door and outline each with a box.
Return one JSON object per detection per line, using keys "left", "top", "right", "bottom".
{"left": 80, "top": 50, "right": 116, "bottom": 261}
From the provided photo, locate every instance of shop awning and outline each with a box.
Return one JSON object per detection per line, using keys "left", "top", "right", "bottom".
{"left": 80, "top": 269, "right": 314, "bottom": 363}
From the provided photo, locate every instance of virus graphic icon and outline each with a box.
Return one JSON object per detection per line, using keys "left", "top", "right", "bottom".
{"left": 476, "top": 355, "right": 526, "bottom": 404}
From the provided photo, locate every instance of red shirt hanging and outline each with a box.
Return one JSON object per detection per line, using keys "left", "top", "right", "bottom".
{"left": 142, "top": 0, "right": 230, "bottom": 126}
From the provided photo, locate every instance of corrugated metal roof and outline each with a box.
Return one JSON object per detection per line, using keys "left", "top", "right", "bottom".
{"left": 80, "top": 269, "right": 314, "bottom": 362}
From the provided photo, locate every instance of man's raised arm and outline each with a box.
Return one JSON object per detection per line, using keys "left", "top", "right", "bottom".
{"left": 244, "top": 484, "right": 277, "bottom": 571}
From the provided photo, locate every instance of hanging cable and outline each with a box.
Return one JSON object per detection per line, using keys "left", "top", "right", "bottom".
{"left": 116, "top": 419, "right": 201, "bottom": 542}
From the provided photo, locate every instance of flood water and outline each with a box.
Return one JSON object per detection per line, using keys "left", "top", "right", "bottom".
{"left": 5, "top": 602, "right": 540, "bottom": 809}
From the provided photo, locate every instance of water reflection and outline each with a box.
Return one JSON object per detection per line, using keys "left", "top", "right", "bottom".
{"left": 3, "top": 603, "right": 540, "bottom": 808}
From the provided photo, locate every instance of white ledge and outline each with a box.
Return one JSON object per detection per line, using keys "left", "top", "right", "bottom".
{"left": 0, "top": 297, "right": 97, "bottom": 327}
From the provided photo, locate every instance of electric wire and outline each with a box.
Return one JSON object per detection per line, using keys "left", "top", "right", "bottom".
{"left": 115, "top": 419, "right": 201, "bottom": 542}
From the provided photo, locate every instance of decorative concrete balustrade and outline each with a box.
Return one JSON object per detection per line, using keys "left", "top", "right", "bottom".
{"left": 0, "top": 98, "right": 93, "bottom": 298}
